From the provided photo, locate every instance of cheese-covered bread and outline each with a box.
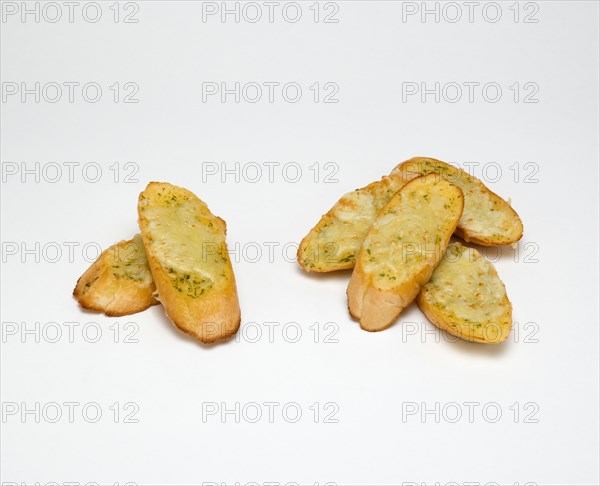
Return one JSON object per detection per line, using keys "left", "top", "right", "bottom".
{"left": 418, "top": 242, "right": 512, "bottom": 343}
{"left": 73, "top": 234, "right": 157, "bottom": 316}
{"left": 297, "top": 174, "right": 406, "bottom": 272}
{"left": 299, "top": 156, "right": 522, "bottom": 274}
{"left": 393, "top": 157, "right": 523, "bottom": 246}
{"left": 138, "top": 182, "right": 240, "bottom": 343}
{"left": 347, "top": 174, "right": 464, "bottom": 331}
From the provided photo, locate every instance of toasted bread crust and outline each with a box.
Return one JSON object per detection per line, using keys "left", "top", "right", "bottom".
{"left": 73, "top": 235, "right": 158, "bottom": 317}
{"left": 417, "top": 242, "right": 512, "bottom": 343}
{"left": 393, "top": 157, "right": 523, "bottom": 246}
{"left": 297, "top": 173, "right": 406, "bottom": 272}
{"left": 348, "top": 174, "right": 464, "bottom": 331}
{"left": 138, "top": 182, "right": 240, "bottom": 343}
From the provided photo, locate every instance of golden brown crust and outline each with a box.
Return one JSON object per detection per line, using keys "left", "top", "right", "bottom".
{"left": 347, "top": 174, "right": 464, "bottom": 331}
{"left": 137, "top": 182, "right": 241, "bottom": 344}
{"left": 393, "top": 157, "right": 523, "bottom": 246}
{"left": 73, "top": 235, "right": 158, "bottom": 317}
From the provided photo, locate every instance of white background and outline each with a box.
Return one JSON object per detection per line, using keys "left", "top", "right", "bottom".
{"left": 1, "top": 1, "right": 599, "bottom": 485}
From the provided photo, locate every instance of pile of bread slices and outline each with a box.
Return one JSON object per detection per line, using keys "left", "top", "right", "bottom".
{"left": 74, "top": 157, "right": 523, "bottom": 345}
{"left": 74, "top": 182, "right": 241, "bottom": 343}
{"left": 297, "top": 157, "right": 523, "bottom": 344}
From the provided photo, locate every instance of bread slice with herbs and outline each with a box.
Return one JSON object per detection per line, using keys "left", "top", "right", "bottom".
{"left": 73, "top": 234, "right": 158, "bottom": 316}
{"left": 297, "top": 173, "right": 406, "bottom": 272}
{"left": 137, "top": 182, "right": 240, "bottom": 343}
{"left": 418, "top": 242, "right": 512, "bottom": 343}
{"left": 393, "top": 157, "right": 523, "bottom": 246}
{"left": 347, "top": 174, "right": 464, "bottom": 332}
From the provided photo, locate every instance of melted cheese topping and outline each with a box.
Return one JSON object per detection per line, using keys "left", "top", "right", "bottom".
{"left": 109, "top": 235, "right": 153, "bottom": 284}
{"left": 139, "top": 185, "right": 230, "bottom": 298}
{"left": 300, "top": 175, "right": 405, "bottom": 270}
{"left": 394, "top": 158, "right": 521, "bottom": 241}
{"left": 460, "top": 185, "right": 517, "bottom": 238}
{"left": 422, "top": 242, "right": 511, "bottom": 341}
{"left": 361, "top": 177, "right": 462, "bottom": 290}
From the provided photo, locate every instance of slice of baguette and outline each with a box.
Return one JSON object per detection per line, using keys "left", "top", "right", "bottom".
{"left": 393, "top": 157, "right": 523, "bottom": 246}
{"left": 137, "top": 182, "right": 240, "bottom": 343}
{"left": 418, "top": 242, "right": 512, "bottom": 343}
{"left": 347, "top": 174, "right": 464, "bottom": 331}
{"left": 297, "top": 173, "right": 406, "bottom": 272}
{"left": 73, "top": 234, "right": 158, "bottom": 316}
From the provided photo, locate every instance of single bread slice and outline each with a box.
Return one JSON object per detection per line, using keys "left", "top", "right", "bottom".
{"left": 348, "top": 174, "right": 464, "bottom": 331}
{"left": 138, "top": 182, "right": 240, "bottom": 343}
{"left": 393, "top": 157, "right": 523, "bottom": 246}
{"left": 297, "top": 173, "right": 406, "bottom": 272}
{"left": 418, "top": 242, "right": 512, "bottom": 343}
{"left": 73, "top": 234, "right": 158, "bottom": 316}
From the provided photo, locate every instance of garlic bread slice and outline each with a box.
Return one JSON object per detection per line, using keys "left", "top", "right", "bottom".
{"left": 418, "top": 242, "right": 512, "bottom": 343}
{"left": 393, "top": 157, "right": 523, "bottom": 246}
{"left": 347, "top": 174, "right": 464, "bottom": 331}
{"left": 137, "top": 182, "right": 240, "bottom": 343}
{"left": 297, "top": 173, "right": 406, "bottom": 272}
{"left": 73, "top": 234, "right": 157, "bottom": 316}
